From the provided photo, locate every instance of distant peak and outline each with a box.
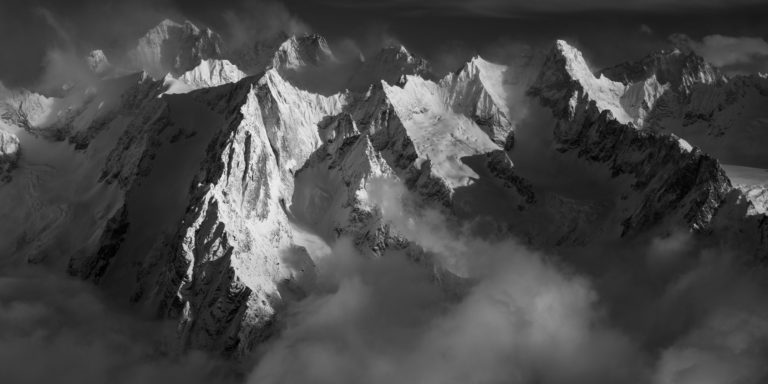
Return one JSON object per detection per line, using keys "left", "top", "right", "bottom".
{"left": 546, "top": 40, "right": 593, "bottom": 81}
{"left": 158, "top": 18, "right": 180, "bottom": 27}
{"left": 380, "top": 44, "right": 411, "bottom": 57}
{"left": 85, "top": 50, "right": 110, "bottom": 75}
{"left": 599, "top": 43, "right": 724, "bottom": 88}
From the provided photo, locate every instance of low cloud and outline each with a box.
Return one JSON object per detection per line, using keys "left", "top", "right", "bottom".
{"left": 248, "top": 178, "right": 647, "bottom": 384}
{"left": 223, "top": 0, "right": 310, "bottom": 52}
{"left": 0, "top": 267, "right": 237, "bottom": 384}
{"left": 246, "top": 177, "right": 768, "bottom": 384}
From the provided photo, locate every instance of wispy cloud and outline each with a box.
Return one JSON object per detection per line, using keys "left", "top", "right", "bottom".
{"left": 671, "top": 33, "right": 768, "bottom": 74}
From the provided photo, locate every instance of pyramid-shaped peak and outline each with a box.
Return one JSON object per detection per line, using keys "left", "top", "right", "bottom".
{"left": 542, "top": 40, "right": 594, "bottom": 82}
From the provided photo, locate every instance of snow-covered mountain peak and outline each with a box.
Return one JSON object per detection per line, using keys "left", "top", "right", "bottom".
{"left": 272, "top": 33, "right": 336, "bottom": 71}
{"left": 379, "top": 73, "right": 500, "bottom": 188}
{"left": 165, "top": 59, "right": 247, "bottom": 93}
{"left": 600, "top": 47, "right": 724, "bottom": 93}
{"left": 348, "top": 44, "right": 434, "bottom": 90}
{"left": 439, "top": 55, "right": 513, "bottom": 144}
{"left": 128, "top": 18, "right": 224, "bottom": 79}
{"left": 532, "top": 40, "right": 633, "bottom": 124}
{"left": 453, "top": 56, "right": 509, "bottom": 110}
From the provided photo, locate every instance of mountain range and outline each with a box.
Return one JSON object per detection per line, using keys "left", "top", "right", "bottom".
{"left": 1, "top": 18, "right": 767, "bottom": 359}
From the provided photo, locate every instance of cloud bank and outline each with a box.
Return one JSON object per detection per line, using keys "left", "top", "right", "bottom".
{"left": 0, "top": 268, "right": 239, "bottom": 384}
{"left": 241, "top": 178, "right": 768, "bottom": 384}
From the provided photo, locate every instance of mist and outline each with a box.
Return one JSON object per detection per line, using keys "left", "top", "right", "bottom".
{"left": 243, "top": 177, "right": 768, "bottom": 384}
{"left": 0, "top": 267, "right": 240, "bottom": 384}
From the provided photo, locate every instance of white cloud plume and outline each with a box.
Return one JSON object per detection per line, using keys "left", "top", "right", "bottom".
{"left": 247, "top": 178, "right": 647, "bottom": 384}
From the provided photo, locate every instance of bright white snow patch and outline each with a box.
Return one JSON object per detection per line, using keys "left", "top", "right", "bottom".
{"left": 383, "top": 76, "right": 500, "bottom": 188}
{"left": 555, "top": 40, "right": 634, "bottom": 125}
{"left": 165, "top": 59, "right": 246, "bottom": 94}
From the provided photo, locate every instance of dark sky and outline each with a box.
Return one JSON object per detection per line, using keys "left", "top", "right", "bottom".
{"left": 1, "top": 0, "right": 768, "bottom": 87}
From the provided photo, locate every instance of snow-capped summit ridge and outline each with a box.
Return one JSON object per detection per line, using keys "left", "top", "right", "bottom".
{"left": 272, "top": 33, "right": 336, "bottom": 71}
{"left": 600, "top": 46, "right": 724, "bottom": 92}
{"left": 167, "top": 59, "right": 246, "bottom": 92}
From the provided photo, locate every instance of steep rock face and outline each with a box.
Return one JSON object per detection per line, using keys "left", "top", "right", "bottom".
{"left": 529, "top": 40, "right": 732, "bottom": 235}
{"left": 129, "top": 19, "right": 224, "bottom": 79}
{"left": 85, "top": 69, "right": 348, "bottom": 357}
{"left": 348, "top": 45, "right": 434, "bottom": 90}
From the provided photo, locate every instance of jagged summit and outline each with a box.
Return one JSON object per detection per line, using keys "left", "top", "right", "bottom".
{"left": 271, "top": 33, "right": 336, "bottom": 71}
{"left": 441, "top": 55, "right": 513, "bottom": 144}
{"left": 531, "top": 40, "right": 634, "bottom": 124}
{"left": 348, "top": 44, "right": 434, "bottom": 89}
{"left": 128, "top": 18, "right": 224, "bottom": 79}
{"left": 3, "top": 29, "right": 768, "bottom": 366}
{"left": 600, "top": 47, "right": 725, "bottom": 93}
{"left": 528, "top": 39, "right": 737, "bottom": 236}
{"left": 165, "top": 59, "right": 247, "bottom": 93}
